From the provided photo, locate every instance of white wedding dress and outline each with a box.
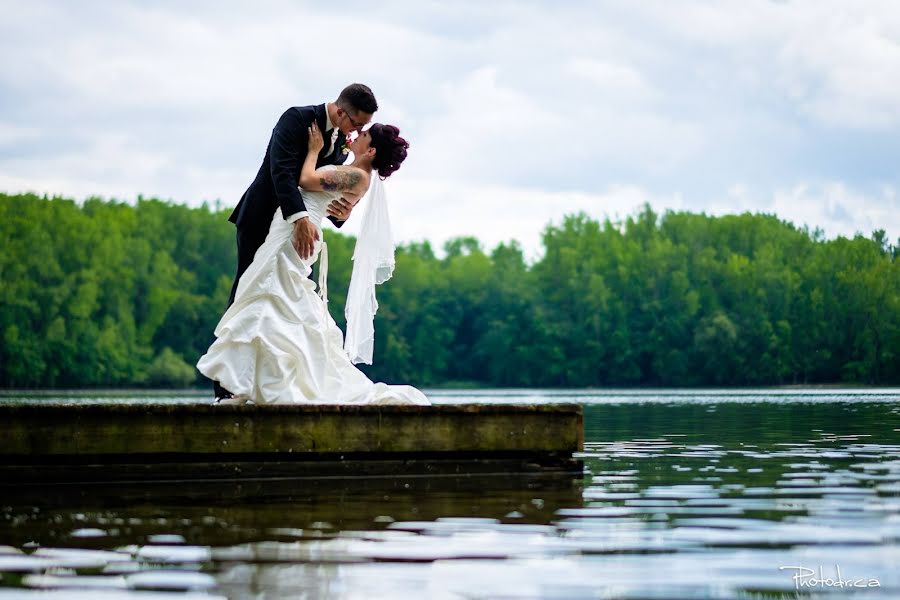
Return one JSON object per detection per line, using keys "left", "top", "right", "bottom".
{"left": 197, "top": 167, "right": 429, "bottom": 405}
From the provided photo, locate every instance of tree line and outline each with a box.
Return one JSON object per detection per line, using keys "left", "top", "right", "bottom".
{"left": 1, "top": 192, "right": 897, "bottom": 388}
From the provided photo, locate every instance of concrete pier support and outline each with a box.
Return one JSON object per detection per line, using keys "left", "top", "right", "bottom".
{"left": 0, "top": 403, "right": 584, "bottom": 482}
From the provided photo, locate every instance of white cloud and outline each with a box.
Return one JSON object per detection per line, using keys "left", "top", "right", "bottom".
{"left": 566, "top": 57, "right": 657, "bottom": 105}
{"left": 621, "top": 0, "right": 900, "bottom": 129}
{"left": 1, "top": 0, "right": 899, "bottom": 250}
{"left": 770, "top": 182, "right": 900, "bottom": 238}
{"left": 409, "top": 67, "right": 566, "bottom": 184}
{"left": 0, "top": 123, "right": 40, "bottom": 146}
{"left": 339, "top": 176, "right": 685, "bottom": 261}
{"left": 779, "top": 16, "right": 900, "bottom": 129}
{"left": 704, "top": 180, "right": 900, "bottom": 240}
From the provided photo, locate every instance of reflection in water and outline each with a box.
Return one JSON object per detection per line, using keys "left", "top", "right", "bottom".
{"left": 1, "top": 391, "right": 899, "bottom": 598}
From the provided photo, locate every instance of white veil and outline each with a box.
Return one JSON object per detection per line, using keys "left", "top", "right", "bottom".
{"left": 343, "top": 174, "right": 394, "bottom": 364}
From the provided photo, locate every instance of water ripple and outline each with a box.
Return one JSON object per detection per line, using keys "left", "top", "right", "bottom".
{"left": 1, "top": 391, "right": 898, "bottom": 598}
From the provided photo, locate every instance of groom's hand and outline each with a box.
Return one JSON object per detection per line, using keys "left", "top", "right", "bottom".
{"left": 327, "top": 197, "right": 354, "bottom": 221}
{"left": 292, "top": 218, "right": 319, "bottom": 260}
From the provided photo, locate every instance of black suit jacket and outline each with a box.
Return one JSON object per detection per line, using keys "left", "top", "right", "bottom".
{"left": 229, "top": 104, "right": 347, "bottom": 231}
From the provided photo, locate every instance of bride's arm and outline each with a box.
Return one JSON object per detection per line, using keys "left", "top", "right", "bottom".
{"left": 300, "top": 124, "right": 370, "bottom": 195}
{"left": 301, "top": 163, "right": 369, "bottom": 198}
{"left": 299, "top": 123, "right": 325, "bottom": 190}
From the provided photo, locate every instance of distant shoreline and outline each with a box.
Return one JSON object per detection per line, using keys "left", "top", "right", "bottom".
{"left": 2, "top": 384, "right": 898, "bottom": 396}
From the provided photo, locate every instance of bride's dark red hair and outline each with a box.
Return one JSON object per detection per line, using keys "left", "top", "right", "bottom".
{"left": 368, "top": 124, "right": 409, "bottom": 179}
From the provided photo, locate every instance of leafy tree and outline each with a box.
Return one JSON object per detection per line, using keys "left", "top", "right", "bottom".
{"left": 1, "top": 193, "right": 897, "bottom": 389}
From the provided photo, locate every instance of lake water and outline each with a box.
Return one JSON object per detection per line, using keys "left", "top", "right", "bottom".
{"left": 1, "top": 389, "right": 898, "bottom": 598}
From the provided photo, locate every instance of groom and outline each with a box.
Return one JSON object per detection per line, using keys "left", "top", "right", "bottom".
{"left": 215, "top": 83, "right": 378, "bottom": 400}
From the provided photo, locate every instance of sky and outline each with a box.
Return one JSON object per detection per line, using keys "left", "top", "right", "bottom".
{"left": 2, "top": 0, "right": 899, "bottom": 259}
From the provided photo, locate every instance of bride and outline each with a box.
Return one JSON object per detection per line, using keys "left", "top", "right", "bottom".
{"left": 197, "top": 122, "right": 428, "bottom": 406}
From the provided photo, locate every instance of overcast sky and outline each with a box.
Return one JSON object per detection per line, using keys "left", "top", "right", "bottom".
{"left": 2, "top": 0, "right": 899, "bottom": 258}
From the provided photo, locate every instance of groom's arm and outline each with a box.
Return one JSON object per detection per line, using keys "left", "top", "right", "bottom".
{"left": 269, "top": 108, "right": 309, "bottom": 221}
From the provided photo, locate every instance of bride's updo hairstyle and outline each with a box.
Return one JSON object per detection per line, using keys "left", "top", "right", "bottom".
{"left": 368, "top": 124, "right": 409, "bottom": 179}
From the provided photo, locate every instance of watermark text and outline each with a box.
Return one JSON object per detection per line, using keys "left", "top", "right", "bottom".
{"left": 780, "top": 565, "right": 880, "bottom": 590}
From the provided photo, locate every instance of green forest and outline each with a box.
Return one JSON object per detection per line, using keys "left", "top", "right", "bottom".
{"left": 1, "top": 192, "right": 898, "bottom": 389}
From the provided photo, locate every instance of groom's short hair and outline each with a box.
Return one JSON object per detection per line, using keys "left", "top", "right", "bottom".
{"left": 337, "top": 83, "right": 378, "bottom": 114}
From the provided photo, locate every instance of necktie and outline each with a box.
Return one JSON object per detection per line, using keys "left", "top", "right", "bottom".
{"left": 327, "top": 128, "right": 339, "bottom": 156}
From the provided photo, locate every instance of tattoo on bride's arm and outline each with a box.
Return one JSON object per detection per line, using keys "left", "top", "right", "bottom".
{"left": 319, "top": 170, "right": 362, "bottom": 192}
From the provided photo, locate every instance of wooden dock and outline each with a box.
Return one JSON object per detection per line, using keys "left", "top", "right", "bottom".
{"left": 0, "top": 403, "right": 584, "bottom": 483}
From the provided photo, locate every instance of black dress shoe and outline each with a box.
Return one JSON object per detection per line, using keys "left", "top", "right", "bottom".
{"left": 213, "top": 380, "right": 233, "bottom": 400}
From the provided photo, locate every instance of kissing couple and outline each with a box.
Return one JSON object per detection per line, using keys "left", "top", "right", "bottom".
{"left": 197, "top": 83, "right": 428, "bottom": 406}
